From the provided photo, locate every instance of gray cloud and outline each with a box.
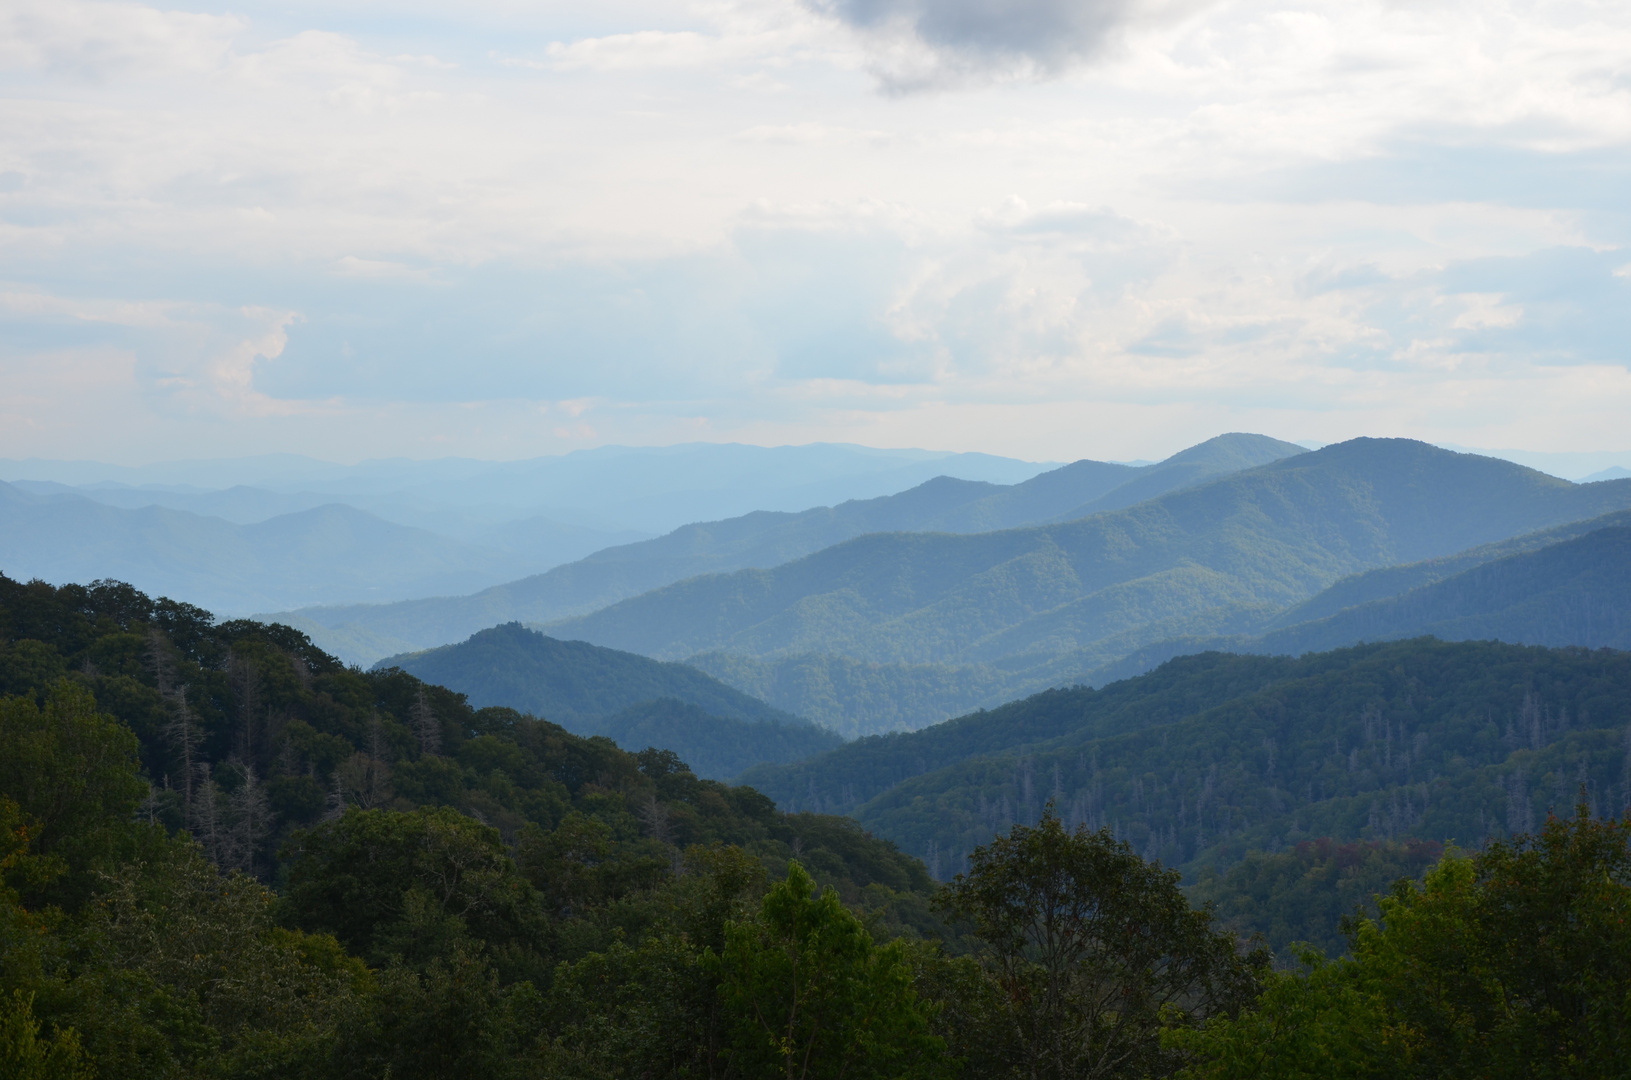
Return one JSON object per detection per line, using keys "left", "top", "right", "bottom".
{"left": 808, "top": 0, "right": 1144, "bottom": 82}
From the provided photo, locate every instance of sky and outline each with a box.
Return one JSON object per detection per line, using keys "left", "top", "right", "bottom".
{"left": 1, "top": 0, "right": 1629, "bottom": 465}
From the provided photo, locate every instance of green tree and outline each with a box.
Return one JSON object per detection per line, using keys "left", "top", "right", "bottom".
{"left": 938, "top": 810, "right": 1265, "bottom": 1080}
{"left": 0, "top": 681, "right": 146, "bottom": 907}
{"left": 278, "top": 806, "right": 548, "bottom": 977}
{"left": 715, "top": 861, "right": 946, "bottom": 1080}
{"left": 0, "top": 991, "right": 92, "bottom": 1080}
{"left": 1175, "top": 804, "right": 1631, "bottom": 1079}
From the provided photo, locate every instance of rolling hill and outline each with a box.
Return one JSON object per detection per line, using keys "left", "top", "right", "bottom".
{"left": 376, "top": 623, "right": 840, "bottom": 777}
{"left": 543, "top": 439, "right": 1631, "bottom": 673}
{"left": 274, "top": 433, "right": 1306, "bottom": 665}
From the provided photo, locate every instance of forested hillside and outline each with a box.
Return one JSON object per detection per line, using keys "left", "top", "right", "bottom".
{"left": 546, "top": 438, "right": 1631, "bottom": 674}
{"left": 379, "top": 623, "right": 842, "bottom": 778}
{"left": 745, "top": 639, "right": 1631, "bottom": 885}
{"left": 1095, "top": 512, "right": 1631, "bottom": 684}
{"left": 4, "top": 573, "right": 1630, "bottom": 1078}
{"left": 272, "top": 433, "right": 1303, "bottom": 666}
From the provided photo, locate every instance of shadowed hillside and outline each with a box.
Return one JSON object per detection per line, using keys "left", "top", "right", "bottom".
{"left": 378, "top": 623, "right": 840, "bottom": 777}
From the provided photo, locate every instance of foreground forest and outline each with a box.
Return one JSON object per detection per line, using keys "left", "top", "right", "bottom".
{"left": 2, "top": 574, "right": 1629, "bottom": 1078}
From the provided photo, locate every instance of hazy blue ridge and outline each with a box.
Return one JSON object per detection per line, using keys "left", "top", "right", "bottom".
{"left": 0, "top": 480, "right": 534, "bottom": 614}
{"left": 541, "top": 439, "right": 1631, "bottom": 668}
{"left": 374, "top": 622, "right": 800, "bottom": 726}
{"left": 1045, "top": 432, "right": 1309, "bottom": 519}
{"left": 263, "top": 432, "right": 1307, "bottom": 666}
{"left": 740, "top": 639, "right": 1631, "bottom": 887}
{"left": 373, "top": 623, "right": 843, "bottom": 777}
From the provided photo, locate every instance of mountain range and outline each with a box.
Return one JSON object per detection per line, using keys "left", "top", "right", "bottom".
{"left": 533, "top": 440, "right": 1631, "bottom": 725}
{"left": 0, "top": 481, "right": 548, "bottom": 613}
{"left": 272, "top": 433, "right": 1307, "bottom": 665}
{"left": 0, "top": 442, "right": 1049, "bottom": 619}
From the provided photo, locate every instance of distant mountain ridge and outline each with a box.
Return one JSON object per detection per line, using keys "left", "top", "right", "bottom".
{"left": 0, "top": 481, "right": 543, "bottom": 614}
{"left": 542, "top": 440, "right": 1631, "bottom": 671}
{"left": 274, "top": 433, "right": 1307, "bottom": 664}
{"left": 376, "top": 623, "right": 840, "bottom": 778}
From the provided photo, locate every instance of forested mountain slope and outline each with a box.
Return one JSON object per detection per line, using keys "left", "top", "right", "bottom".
{"left": 0, "top": 480, "right": 539, "bottom": 613}
{"left": 0, "top": 573, "right": 948, "bottom": 1079}
{"left": 744, "top": 639, "right": 1631, "bottom": 884}
{"left": 377, "top": 623, "right": 841, "bottom": 777}
{"left": 0, "top": 574, "right": 919, "bottom": 898}
{"left": 545, "top": 440, "right": 1631, "bottom": 671}
{"left": 270, "top": 434, "right": 1304, "bottom": 665}
{"left": 1092, "top": 511, "right": 1631, "bottom": 684}
{"left": 1256, "top": 524, "right": 1631, "bottom": 654}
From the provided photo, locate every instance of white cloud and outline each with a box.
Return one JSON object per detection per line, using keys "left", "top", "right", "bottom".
{"left": 0, "top": 0, "right": 1628, "bottom": 464}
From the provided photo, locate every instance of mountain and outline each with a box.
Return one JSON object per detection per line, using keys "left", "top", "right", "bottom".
{"left": 1254, "top": 524, "right": 1631, "bottom": 655}
{"left": 0, "top": 481, "right": 543, "bottom": 614}
{"left": 1585, "top": 466, "right": 1631, "bottom": 483}
{"left": 542, "top": 440, "right": 1631, "bottom": 674}
{"left": 272, "top": 433, "right": 1307, "bottom": 665}
{"left": 1043, "top": 432, "right": 1310, "bottom": 519}
{"left": 375, "top": 623, "right": 839, "bottom": 777}
{"left": 376, "top": 623, "right": 798, "bottom": 725}
{"left": 739, "top": 638, "right": 1631, "bottom": 884}
{"left": 2, "top": 442, "right": 1052, "bottom": 536}
{"left": 1093, "top": 510, "right": 1631, "bottom": 684}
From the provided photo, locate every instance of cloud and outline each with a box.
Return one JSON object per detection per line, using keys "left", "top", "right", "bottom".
{"left": 805, "top": 0, "right": 1199, "bottom": 87}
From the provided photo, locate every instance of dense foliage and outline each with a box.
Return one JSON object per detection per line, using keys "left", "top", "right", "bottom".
{"left": 744, "top": 639, "right": 1631, "bottom": 893}
{"left": 1186, "top": 839, "right": 1444, "bottom": 959}
{"left": 7, "top": 571, "right": 1631, "bottom": 1076}
{"left": 1173, "top": 804, "right": 1631, "bottom": 1079}
{"left": 0, "top": 574, "right": 1291, "bottom": 1079}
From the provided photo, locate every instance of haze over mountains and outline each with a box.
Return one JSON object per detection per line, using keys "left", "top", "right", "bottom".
{"left": 8, "top": 432, "right": 1629, "bottom": 749}
{"left": 272, "top": 433, "right": 1306, "bottom": 664}
{"left": 0, "top": 443, "right": 1047, "bottom": 616}
{"left": 534, "top": 439, "right": 1631, "bottom": 732}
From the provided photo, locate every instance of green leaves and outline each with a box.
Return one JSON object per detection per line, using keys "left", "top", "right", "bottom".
{"left": 279, "top": 807, "right": 547, "bottom": 977}
{"left": 0, "top": 991, "right": 92, "bottom": 1080}
{"left": 937, "top": 810, "right": 1266, "bottom": 1080}
{"left": 716, "top": 861, "right": 947, "bottom": 1080}
{"left": 1177, "top": 806, "right": 1631, "bottom": 1079}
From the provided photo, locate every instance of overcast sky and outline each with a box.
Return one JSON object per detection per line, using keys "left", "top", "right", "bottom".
{"left": 2, "top": 0, "right": 1628, "bottom": 464}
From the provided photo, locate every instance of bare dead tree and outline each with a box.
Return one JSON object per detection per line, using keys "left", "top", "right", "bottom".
{"left": 230, "top": 652, "right": 263, "bottom": 769}
{"left": 410, "top": 688, "right": 441, "bottom": 757}
{"left": 144, "top": 628, "right": 178, "bottom": 698}
{"left": 165, "top": 688, "right": 203, "bottom": 814}
{"left": 190, "top": 763, "right": 226, "bottom": 865}
{"left": 229, "top": 766, "right": 275, "bottom": 876}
